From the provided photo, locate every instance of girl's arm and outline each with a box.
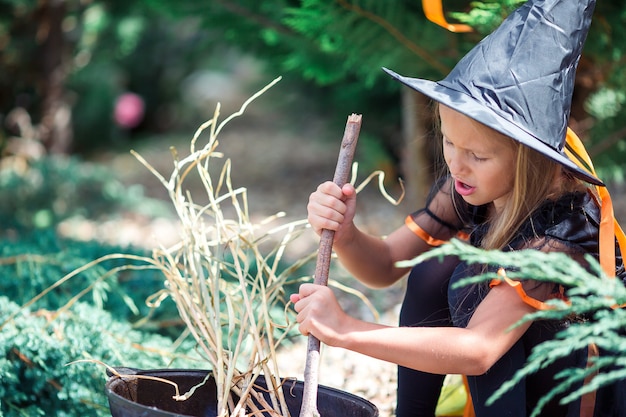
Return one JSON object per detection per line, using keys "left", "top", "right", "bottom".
{"left": 332, "top": 224, "right": 432, "bottom": 288}
{"left": 290, "top": 282, "right": 534, "bottom": 375}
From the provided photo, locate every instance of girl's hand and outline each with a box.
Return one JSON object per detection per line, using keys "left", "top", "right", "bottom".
{"left": 289, "top": 284, "right": 350, "bottom": 347}
{"left": 306, "top": 181, "right": 357, "bottom": 243}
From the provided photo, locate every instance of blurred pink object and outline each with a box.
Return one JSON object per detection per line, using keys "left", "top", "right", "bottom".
{"left": 114, "top": 93, "right": 145, "bottom": 129}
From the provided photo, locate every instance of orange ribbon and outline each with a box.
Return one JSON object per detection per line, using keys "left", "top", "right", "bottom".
{"left": 490, "top": 268, "right": 571, "bottom": 310}
{"left": 405, "top": 216, "right": 448, "bottom": 246}
{"left": 405, "top": 215, "right": 470, "bottom": 246}
{"left": 422, "top": 0, "right": 473, "bottom": 33}
{"left": 565, "top": 127, "right": 626, "bottom": 279}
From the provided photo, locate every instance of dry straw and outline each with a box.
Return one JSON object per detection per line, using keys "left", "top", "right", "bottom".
{"left": 130, "top": 76, "right": 317, "bottom": 416}
{"left": 124, "top": 76, "right": 396, "bottom": 416}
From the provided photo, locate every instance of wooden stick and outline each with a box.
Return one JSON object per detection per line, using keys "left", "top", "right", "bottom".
{"left": 299, "top": 114, "right": 362, "bottom": 417}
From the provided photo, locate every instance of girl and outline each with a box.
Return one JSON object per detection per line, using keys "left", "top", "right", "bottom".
{"left": 290, "top": 0, "right": 625, "bottom": 416}
{"left": 295, "top": 104, "right": 599, "bottom": 416}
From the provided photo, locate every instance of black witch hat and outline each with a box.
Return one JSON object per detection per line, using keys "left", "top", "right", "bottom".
{"left": 384, "top": 0, "right": 603, "bottom": 186}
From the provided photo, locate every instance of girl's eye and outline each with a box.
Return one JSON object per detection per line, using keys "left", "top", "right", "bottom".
{"left": 472, "top": 153, "right": 487, "bottom": 162}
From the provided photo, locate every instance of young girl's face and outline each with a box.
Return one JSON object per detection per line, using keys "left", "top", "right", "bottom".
{"left": 439, "top": 105, "right": 517, "bottom": 213}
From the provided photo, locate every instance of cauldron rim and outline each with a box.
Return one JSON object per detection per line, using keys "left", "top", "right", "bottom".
{"left": 105, "top": 368, "right": 379, "bottom": 417}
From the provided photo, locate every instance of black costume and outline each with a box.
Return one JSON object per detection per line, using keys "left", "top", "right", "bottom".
{"left": 397, "top": 180, "right": 625, "bottom": 417}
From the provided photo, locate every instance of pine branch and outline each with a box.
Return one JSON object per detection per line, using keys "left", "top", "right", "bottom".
{"left": 335, "top": 0, "right": 451, "bottom": 75}
{"left": 213, "top": 0, "right": 295, "bottom": 37}
{"left": 397, "top": 239, "right": 626, "bottom": 416}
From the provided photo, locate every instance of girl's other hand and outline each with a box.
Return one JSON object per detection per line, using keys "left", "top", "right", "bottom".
{"left": 307, "top": 181, "right": 357, "bottom": 243}
{"left": 289, "top": 284, "right": 349, "bottom": 347}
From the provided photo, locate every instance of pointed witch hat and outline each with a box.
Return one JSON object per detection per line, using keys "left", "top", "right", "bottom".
{"left": 384, "top": 0, "right": 603, "bottom": 186}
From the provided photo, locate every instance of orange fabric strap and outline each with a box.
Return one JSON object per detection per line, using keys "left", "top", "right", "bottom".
{"left": 489, "top": 268, "right": 570, "bottom": 311}
{"left": 565, "top": 127, "right": 626, "bottom": 278}
{"left": 405, "top": 215, "right": 448, "bottom": 246}
{"left": 422, "top": 0, "right": 473, "bottom": 33}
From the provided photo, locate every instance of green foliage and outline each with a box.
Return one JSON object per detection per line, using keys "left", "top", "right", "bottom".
{"left": 0, "top": 0, "right": 221, "bottom": 152}
{"left": 3, "top": 0, "right": 625, "bottom": 180}
{"left": 0, "top": 155, "right": 168, "bottom": 232}
{"left": 587, "top": 88, "right": 625, "bottom": 121}
{"left": 0, "top": 229, "right": 179, "bottom": 326}
{"left": 0, "top": 227, "right": 197, "bottom": 416}
{"left": 451, "top": 0, "right": 525, "bottom": 34}
{"left": 582, "top": 0, "right": 626, "bottom": 183}
{"left": 0, "top": 296, "right": 201, "bottom": 417}
{"left": 66, "top": 62, "right": 121, "bottom": 152}
{"left": 69, "top": 10, "right": 223, "bottom": 147}
{"left": 144, "top": 0, "right": 480, "bottom": 165}
{"left": 585, "top": 86, "right": 626, "bottom": 182}
{"left": 399, "top": 239, "right": 626, "bottom": 417}
{"left": 1, "top": 230, "right": 128, "bottom": 312}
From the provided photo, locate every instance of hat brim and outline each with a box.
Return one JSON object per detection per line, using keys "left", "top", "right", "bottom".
{"left": 383, "top": 67, "right": 604, "bottom": 186}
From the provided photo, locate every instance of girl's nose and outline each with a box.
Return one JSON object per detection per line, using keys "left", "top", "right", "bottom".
{"left": 446, "top": 153, "right": 465, "bottom": 176}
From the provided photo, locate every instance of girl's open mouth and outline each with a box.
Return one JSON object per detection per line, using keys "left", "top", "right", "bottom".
{"left": 454, "top": 179, "right": 476, "bottom": 196}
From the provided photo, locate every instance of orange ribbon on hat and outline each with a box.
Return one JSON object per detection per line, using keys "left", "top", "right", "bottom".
{"left": 564, "top": 127, "right": 626, "bottom": 279}
{"left": 422, "top": 0, "right": 473, "bottom": 33}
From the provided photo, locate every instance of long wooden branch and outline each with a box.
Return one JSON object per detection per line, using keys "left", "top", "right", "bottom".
{"left": 299, "top": 114, "right": 362, "bottom": 417}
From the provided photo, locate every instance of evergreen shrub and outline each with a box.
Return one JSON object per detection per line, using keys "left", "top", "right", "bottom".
{"left": 0, "top": 297, "right": 200, "bottom": 417}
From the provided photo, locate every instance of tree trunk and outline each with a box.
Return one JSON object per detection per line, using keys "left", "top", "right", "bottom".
{"left": 37, "top": 0, "right": 73, "bottom": 154}
{"left": 400, "top": 87, "right": 437, "bottom": 210}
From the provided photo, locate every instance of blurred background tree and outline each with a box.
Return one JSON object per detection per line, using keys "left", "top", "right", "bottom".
{"left": 1, "top": 0, "right": 625, "bottom": 210}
